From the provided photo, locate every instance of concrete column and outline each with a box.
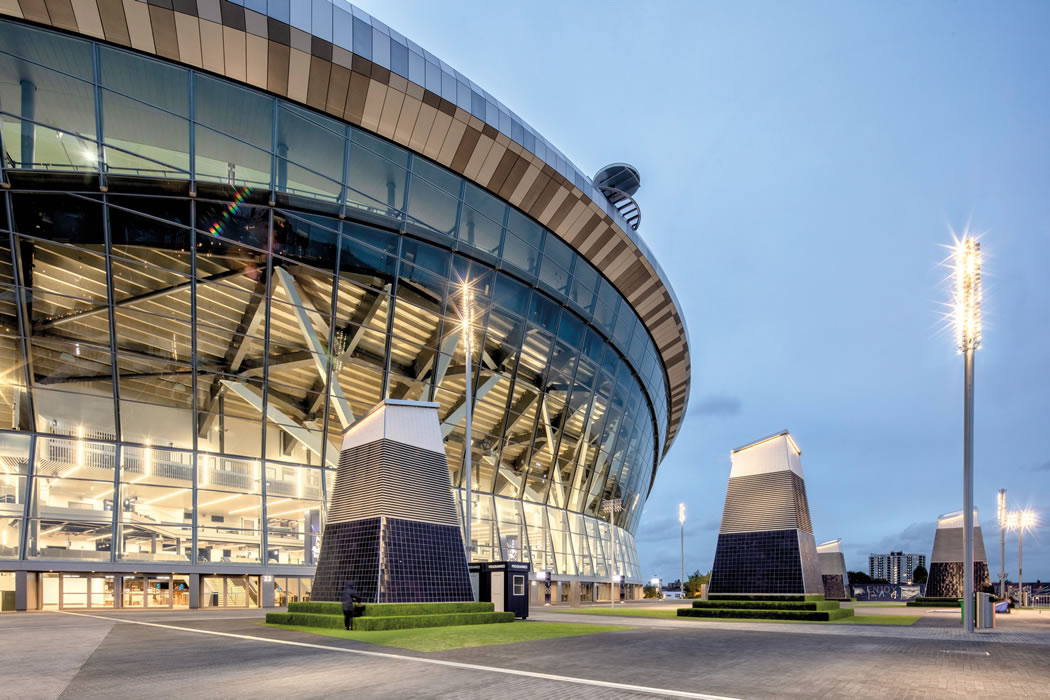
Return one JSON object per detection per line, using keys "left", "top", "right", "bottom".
{"left": 15, "top": 571, "right": 29, "bottom": 611}
{"left": 569, "top": 581, "right": 581, "bottom": 607}
{"left": 261, "top": 575, "right": 275, "bottom": 608}
{"left": 189, "top": 573, "right": 200, "bottom": 609}
{"left": 112, "top": 574, "right": 123, "bottom": 609}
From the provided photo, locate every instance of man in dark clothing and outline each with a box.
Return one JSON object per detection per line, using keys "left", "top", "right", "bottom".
{"left": 341, "top": 580, "right": 361, "bottom": 630}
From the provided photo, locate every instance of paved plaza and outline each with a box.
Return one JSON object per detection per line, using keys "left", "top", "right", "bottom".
{"left": 2, "top": 605, "right": 1049, "bottom": 699}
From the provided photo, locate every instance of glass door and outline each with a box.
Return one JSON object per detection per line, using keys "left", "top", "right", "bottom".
{"left": 146, "top": 576, "right": 172, "bottom": 608}
{"left": 61, "top": 574, "right": 89, "bottom": 609}
{"left": 89, "top": 576, "right": 115, "bottom": 608}
{"left": 122, "top": 575, "right": 145, "bottom": 607}
{"left": 172, "top": 575, "right": 190, "bottom": 608}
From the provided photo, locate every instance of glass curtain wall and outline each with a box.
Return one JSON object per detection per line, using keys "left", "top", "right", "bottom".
{"left": 0, "top": 19, "right": 659, "bottom": 579}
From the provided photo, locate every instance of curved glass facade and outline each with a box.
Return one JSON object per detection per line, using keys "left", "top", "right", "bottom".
{"left": 0, "top": 19, "right": 672, "bottom": 581}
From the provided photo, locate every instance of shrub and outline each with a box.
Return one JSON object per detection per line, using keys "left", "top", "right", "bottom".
{"left": 354, "top": 611, "right": 514, "bottom": 631}
{"left": 266, "top": 610, "right": 514, "bottom": 631}
{"left": 287, "top": 601, "right": 493, "bottom": 617}
{"left": 266, "top": 612, "right": 345, "bottom": 628}
{"left": 707, "top": 594, "right": 826, "bottom": 603}
{"left": 358, "top": 602, "right": 494, "bottom": 617}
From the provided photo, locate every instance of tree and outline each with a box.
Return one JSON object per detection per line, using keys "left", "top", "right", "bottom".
{"left": 643, "top": 584, "right": 660, "bottom": 599}
{"left": 848, "top": 571, "right": 873, "bottom": 585}
{"left": 912, "top": 565, "right": 928, "bottom": 584}
{"left": 683, "top": 569, "right": 711, "bottom": 598}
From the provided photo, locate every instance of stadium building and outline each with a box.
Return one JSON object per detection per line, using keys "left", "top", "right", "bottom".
{"left": 0, "top": 1, "right": 690, "bottom": 610}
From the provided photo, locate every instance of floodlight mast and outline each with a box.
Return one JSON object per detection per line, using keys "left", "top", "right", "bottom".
{"left": 952, "top": 237, "right": 981, "bottom": 633}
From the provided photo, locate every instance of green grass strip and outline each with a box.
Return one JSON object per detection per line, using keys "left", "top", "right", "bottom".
{"left": 553, "top": 607, "right": 919, "bottom": 626}
{"left": 262, "top": 621, "right": 632, "bottom": 651}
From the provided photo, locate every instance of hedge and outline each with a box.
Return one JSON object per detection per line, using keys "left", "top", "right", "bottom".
{"left": 690, "top": 600, "right": 842, "bottom": 611}
{"left": 267, "top": 610, "right": 514, "bottom": 631}
{"left": 266, "top": 611, "right": 345, "bottom": 629}
{"left": 707, "top": 594, "right": 826, "bottom": 603}
{"left": 287, "top": 601, "right": 494, "bottom": 617}
{"left": 678, "top": 607, "right": 855, "bottom": 622}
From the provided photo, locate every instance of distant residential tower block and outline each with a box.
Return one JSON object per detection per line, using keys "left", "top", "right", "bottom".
{"left": 708, "top": 431, "right": 823, "bottom": 594}
{"left": 868, "top": 552, "right": 927, "bottom": 584}
{"left": 925, "top": 510, "right": 991, "bottom": 598}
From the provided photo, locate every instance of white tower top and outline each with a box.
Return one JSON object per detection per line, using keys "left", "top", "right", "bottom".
{"left": 729, "top": 430, "right": 803, "bottom": 479}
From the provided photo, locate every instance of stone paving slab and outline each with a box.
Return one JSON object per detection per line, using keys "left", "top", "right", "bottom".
{"left": 531, "top": 610, "right": 1050, "bottom": 645}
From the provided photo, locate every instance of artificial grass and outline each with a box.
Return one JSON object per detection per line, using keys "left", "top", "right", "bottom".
{"left": 849, "top": 602, "right": 910, "bottom": 608}
{"left": 267, "top": 610, "right": 513, "bottom": 631}
{"left": 262, "top": 620, "right": 632, "bottom": 651}
{"left": 552, "top": 607, "right": 920, "bottom": 626}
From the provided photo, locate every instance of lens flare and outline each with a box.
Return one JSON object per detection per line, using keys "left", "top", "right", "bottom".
{"left": 951, "top": 235, "right": 982, "bottom": 353}
{"left": 206, "top": 187, "right": 253, "bottom": 238}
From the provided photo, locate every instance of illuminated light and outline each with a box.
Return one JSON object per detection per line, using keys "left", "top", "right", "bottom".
{"left": 199, "top": 493, "right": 240, "bottom": 508}
{"left": 297, "top": 468, "right": 303, "bottom": 499}
{"left": 998, "top": 490, "right": 1007, "bottom": 528}
{"left": 949, "top": 234, "right": 982, "bottom": 353}
{"left": 40, "top": 525, "right": 65, "bottom": 537}
{"left": 268, "top": 506, "right": 312, "bottom": 518}
{"left": 229, "top": 503, "right": 261, "bottom": 514}
{"left": 142, "top": 488, "right": 188, "bottom": 505}
{"left": 678, "top": 502, "right": 686, "bottom": 525}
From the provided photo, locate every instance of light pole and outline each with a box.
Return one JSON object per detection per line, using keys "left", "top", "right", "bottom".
{"left": 1010, "top": 511, "right": 1036, "bottom": 605}
{"left": 950, "top": 236, "right": 981, "bottom": 633}
{"left": 679, "top": 503, "right": 686, "bottom": 598}
{"left": 459, "top": 281, "right": 475, "bottom": 575}
{"left": 997, "top": 489, "right": 1007, "bottom": 599}
{"left": 601, "top": 498, "right": 623, "bottom": 608}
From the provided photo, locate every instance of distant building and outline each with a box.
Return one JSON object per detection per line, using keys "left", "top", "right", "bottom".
{"left": 869, "top": 552, "right": 927, "bottom": 584}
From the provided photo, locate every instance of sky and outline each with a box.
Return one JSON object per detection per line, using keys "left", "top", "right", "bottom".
{"left": 353, "top": 0, "right": 1050, "bottom": 582}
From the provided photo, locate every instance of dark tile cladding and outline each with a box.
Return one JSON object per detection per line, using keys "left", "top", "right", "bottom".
{"left": 926, "top": 561, "right": 992, "bottom": 598}
{"left": 710, "top": 529, "right": 809, "bottom": 594}
{"left": 311, "top": 516, "right": 473, "bottom": 603}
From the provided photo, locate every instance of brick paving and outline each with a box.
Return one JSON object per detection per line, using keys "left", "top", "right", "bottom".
{"left": 1, "top": 609, "right": 1048, "bottom": 699}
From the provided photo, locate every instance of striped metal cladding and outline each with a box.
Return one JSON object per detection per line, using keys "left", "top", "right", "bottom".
{"left": 327, "top": 438, "right": 459, "bottom": 527}
{"left": 718, "top": 471, "right": 814, "bottom": 535}
{"left": 930, "top": 524, "right": 988, "bottom": 564}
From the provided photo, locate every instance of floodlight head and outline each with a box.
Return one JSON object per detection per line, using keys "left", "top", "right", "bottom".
{"left": 951, "top": 236, "right": 982, "bottom": 353}
{"left": 678, "top": 502, "right": 686, "bottom": 524}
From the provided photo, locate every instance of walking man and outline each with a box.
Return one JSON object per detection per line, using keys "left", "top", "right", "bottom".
{"left": 341, "top": 579, "right": 361, "bottom": 630}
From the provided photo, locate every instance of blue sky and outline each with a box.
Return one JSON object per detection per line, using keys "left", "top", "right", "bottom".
{"left": 354, "top": 0, "right": 1050, "bottom": 581}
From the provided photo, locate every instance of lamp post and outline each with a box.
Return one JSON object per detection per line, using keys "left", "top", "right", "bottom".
{"left": 997, "top": 489, "right": 1007, "bottom": 599}
{"left": 601, "top": 498, "right": 623, "bottom": 608}
{"left": 950, "top": 236, "right": 981, "bottom": 633}
{"left": 459, "top": 281, "right": 475, "bottom": 574}
{"left": 679, "top": 503, "right": 686, "bottom": 599}
{"left": 1010, "top": 511, "right": 1036, "bottom": 606}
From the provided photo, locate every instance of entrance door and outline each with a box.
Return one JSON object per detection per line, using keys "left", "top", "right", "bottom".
{"left": 146, "top": 576, "right": 172, "bottom": 608}
{"left": 123, "top": 575, "right": 145, "bottom": 608}
{"left": 61, "top": 574, "right": 88, "bottom": 609}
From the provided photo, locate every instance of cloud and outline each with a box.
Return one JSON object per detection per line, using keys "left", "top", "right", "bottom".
{"left": 688, "top": 395, "right": 742, "bottom": 419}
{"left": 1032, "top": 459, "right": 1050, "bottom": 472}
{"left": 848, "top": 520, "right": 937, "bottom": 568}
